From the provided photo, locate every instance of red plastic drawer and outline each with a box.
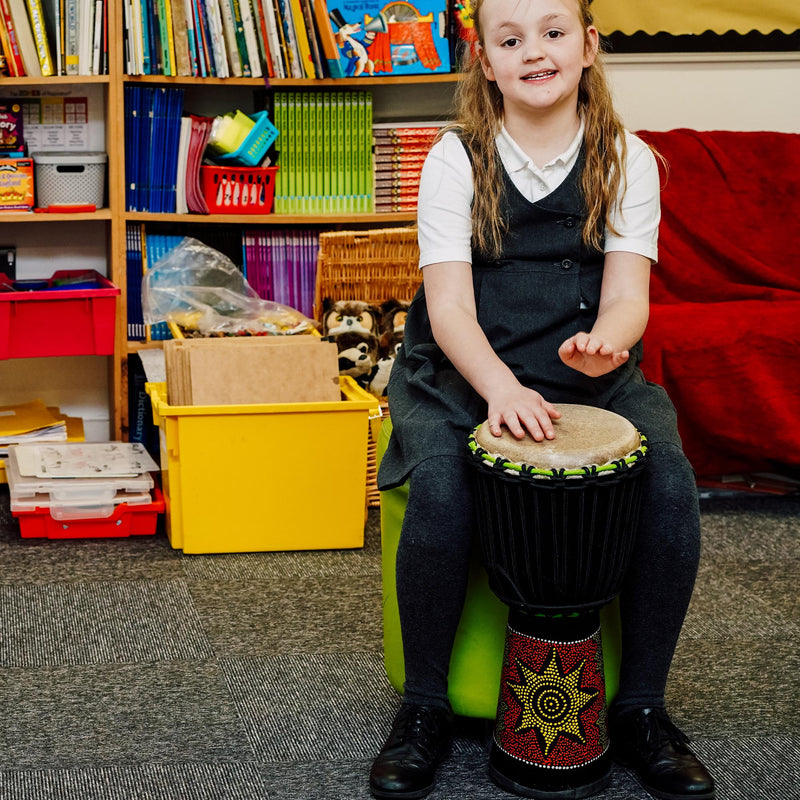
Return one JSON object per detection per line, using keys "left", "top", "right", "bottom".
{"left": 13, "top": 486, "right": 165, "bottom": 539}
{"left": 0, "top": 269, "right": 120, "bottom": 359}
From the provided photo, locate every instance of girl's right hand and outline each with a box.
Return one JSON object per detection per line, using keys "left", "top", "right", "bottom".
{"left": 486, "top": 381, "right": 561, "bottom": 441}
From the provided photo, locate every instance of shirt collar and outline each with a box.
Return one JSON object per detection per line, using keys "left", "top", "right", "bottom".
{"left": 496, "top": 119, "right": 585, "bottom": 173}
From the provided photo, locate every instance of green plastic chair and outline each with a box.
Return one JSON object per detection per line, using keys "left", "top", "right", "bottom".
{"left": 377, "top": 416, "right": 622, "bottom": 719}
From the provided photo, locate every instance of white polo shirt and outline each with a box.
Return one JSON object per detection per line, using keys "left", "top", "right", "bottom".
{"left": 417, "top": 123, "right": 661, "bottom": 268}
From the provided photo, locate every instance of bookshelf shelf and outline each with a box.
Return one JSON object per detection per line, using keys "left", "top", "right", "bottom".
{"left": 0, "top": 76, "right": 111, "bottom": 86}
{"left": 124, "top": 211, "right": 416, "bottom": 224}
{"left": 0, "top": 211, "right": 113, "bottom": 222}
{"left": 123, "top": 74, "right": 459, "bottom": 87}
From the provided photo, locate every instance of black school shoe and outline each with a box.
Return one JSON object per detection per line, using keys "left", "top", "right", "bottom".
{"left": 610, "top": 707, "right": 716, "bottom": 800}
{"left": 369, "top": 703, "right": 454, "bottom": 799}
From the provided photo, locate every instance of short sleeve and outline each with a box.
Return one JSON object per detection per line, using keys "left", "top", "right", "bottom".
{"left": 604, "top": 132, "right": 661, "bottom": 263}
{"left": 417, "top": 132, "right": 475, "bottom": 268}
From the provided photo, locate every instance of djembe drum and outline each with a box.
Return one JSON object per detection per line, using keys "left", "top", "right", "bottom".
{"left": 466, "top": 404, "right": 648, "bottom": 799}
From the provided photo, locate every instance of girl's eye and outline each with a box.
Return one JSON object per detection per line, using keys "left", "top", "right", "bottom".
{"left": 501, "top": 37, "right": 519, "bottom": 47}
{"left": 546, "top": 30, "right": 563, "bottom": 39}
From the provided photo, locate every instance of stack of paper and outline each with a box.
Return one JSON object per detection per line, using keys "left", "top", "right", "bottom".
{"left": 7, "top": 442, "right": 160, "bottom": 520}
{"left": 0, "top": 400, "right": 69, "bottom": 459}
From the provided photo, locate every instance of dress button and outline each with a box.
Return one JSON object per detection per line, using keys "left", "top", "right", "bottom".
{"left": 561, "top": 259, "right": 573, "bottom": 270}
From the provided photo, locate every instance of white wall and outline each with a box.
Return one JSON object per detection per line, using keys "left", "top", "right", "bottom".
{"left": 606, "top": 54, "right": 800, "bottom": 133}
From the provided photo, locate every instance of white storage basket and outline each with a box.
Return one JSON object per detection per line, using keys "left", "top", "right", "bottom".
{"left": 33, "top": 151, "right": 107, "bottom": 208}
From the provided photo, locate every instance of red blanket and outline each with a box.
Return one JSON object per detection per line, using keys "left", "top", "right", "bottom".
{"left": 634, "top": 130, "right": 800, "bottom": 476}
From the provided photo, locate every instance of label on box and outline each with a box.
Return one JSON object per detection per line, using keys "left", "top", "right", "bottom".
{"left": 0, "top": 158, "right": 34, "bottom": 210}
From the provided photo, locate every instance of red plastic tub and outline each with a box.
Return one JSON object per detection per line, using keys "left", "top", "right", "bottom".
{"left": 13, "top": 486, "right": 165, "bottom": 539}
{"left": 0, "top": 269, "right": 120, "bottom": 359}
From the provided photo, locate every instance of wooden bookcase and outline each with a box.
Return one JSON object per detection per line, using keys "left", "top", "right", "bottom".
{"left": 3, "top": 0, "right": 456, "bottom": 440}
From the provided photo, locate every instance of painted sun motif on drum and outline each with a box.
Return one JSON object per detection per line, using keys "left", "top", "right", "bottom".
{"left": 506, "top": 648, "right": 599, "bottom": 757}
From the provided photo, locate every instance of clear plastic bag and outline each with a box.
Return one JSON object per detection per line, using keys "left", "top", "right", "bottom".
{"left": 141, "top": 237, "right": 316, "bottom": 336}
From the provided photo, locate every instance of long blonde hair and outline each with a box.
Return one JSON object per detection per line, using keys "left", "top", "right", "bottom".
{"left": 443, "top": 0, "right": 626, "bottom": 258}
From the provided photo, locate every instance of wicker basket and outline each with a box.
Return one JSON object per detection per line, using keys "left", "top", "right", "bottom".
{"left": 315, "top": 228, "right": 422, "bottom": 507}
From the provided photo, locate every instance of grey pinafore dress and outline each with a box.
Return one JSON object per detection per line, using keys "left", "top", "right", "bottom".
{"left": 378, "top": 147, "right": 681, "bottom": 491}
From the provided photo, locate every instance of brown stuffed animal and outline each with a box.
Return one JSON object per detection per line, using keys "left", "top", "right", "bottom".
{"left": 322, "top": 299, "right": 381, "bottom": 337}
{"left": 380, "top": 298, "right": 410, "bottom": 337}
{"left": 325, "top": 330, "right": 380, "bottom": 389}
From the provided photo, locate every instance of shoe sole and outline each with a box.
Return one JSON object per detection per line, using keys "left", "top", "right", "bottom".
{"left": 489, "top": 764, "right": 612, "bottom": 799}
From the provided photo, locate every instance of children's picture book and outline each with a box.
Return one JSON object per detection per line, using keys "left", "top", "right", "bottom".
{"left": 325, "top": 0, "right": 450, "bottom": 76}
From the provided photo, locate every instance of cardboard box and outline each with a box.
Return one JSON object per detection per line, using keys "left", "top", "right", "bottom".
{"left": 0, "top": 158, "right": 34, "bottom": 211}
{"left": 163, "top": 336, "right": 341, "bottom": 406}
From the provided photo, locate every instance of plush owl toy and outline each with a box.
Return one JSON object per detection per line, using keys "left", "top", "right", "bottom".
{"left": 321, "top": 299, "right": 381, "bottom": 337}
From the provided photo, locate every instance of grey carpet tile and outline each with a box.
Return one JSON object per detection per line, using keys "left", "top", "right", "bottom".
{"left": 188, "top": 575, "right": 383, "bottom": 657}
{"left": 680, "top": 560, "right": 800, "bottom": 641}
{"left": 179, "top": 548, "right": 381, "bottom": 583}
{"left": 667, "top": 637, "right": 799, "bottom": 738}
{"left": 699, "top": 496, "right": 800, "bottom": 561}
{"left": 0, "top": 580, "right": 213, "bottom": 667}
{"left": 0, "top": 519, "right": 182, "bottom": 586}
{"left": 0, "top": 762, "right": 272, "bottom": 800}
{"left": 0, "top": 661, "right": 253, "bottom": 770}
{"left": 717, "top": 560, "right": 800, "bottom": 621}
{"left": 220, "top": 651, "right": 398, "bottom": 762}
{"left": 693, "top": 735, "right": 800, "bottom": 800}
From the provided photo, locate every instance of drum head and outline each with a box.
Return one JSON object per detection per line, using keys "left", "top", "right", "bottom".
{"left": 474, "top": 404, "right": 641, "bottom": 471}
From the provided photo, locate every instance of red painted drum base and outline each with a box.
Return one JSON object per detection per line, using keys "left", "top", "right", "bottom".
{"left": 489, "top": 608, "right": 612, "bottom": 799}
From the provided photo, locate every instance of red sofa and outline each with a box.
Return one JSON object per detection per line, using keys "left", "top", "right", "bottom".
{"left": 635, "top": 129, "right": 800, "bottom": 478}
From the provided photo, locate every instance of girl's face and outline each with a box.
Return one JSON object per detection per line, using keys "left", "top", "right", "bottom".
{"left": 477, "top": 0, "right": 598, "bottom": 121}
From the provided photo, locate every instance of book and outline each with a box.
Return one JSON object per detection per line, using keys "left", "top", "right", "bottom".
{"left": 77, "top": 0, "right": 93, "bottom": 73}
{"left": 287, "top": 0, "right": 315, "bottom": 77}
{"left": 91, "top": 0, "right": 102, "bottom": 73}
{"left": 237, "top": 0, "right": 262, "bottom": 76}
{"left": 217, "top": 0, "right": 242, "bottom": 75}
{"left": 184, "top": 113, "right": 212, "bottom": 214}
{"left": 168, "top": 0, "right": 191, "bottom": 74}
{"left": 8, "top": 0, "right": 42, "bottom": 74}
{"left": 0, "top": 0, "right": 25, "bottom": 76}
{"left": 25, "top": 0, "right": 54, "bottom": 73}
{"left": 325, "top": 0, "right": 450, "bottom": 77}
{"left": 307, "top": 0, "right": 342, "bottom": 77}
{"left": 258, "top": 0, "right": 282, "bottom": 76}
{"left": 226, "top": 0, "right": 251, "bottom": 76}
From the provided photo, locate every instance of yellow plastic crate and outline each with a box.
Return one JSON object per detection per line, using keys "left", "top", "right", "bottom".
{"left": 145, "top": 376, "right": 380, "bottom": 554}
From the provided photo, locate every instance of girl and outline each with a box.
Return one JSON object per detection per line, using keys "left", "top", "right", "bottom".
{"left": 370, "top": 0, "right": 717, "bottom": 798}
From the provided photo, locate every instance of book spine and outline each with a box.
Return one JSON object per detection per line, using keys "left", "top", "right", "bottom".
{"left": 258, "top": 0, "right": 280, "bottom": 77}
{"left": 204, "top": 0, "right": 229, "bottom": 77}
{"left": 227, "top": 0, "right": 250, "bottom": 76}
{"left": 0, "top": 0, "right": 25, "bottom": 76}
{"left": 216, "top": 0, "right": 240, "bottom": 76}
{"left": 8, "top": 0, "right": 42, "bottom": 74}
{"left": 286, "top": 0, "right": 312, "bottom": 78}
{"left": 307, "top": 0, "right": 341, "bottom": 78}
{"left": 237, "top": 0, "right": 261, "bottom": 77}
{"left": 25, "top": 0, "right": 53, "bottom": 74}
